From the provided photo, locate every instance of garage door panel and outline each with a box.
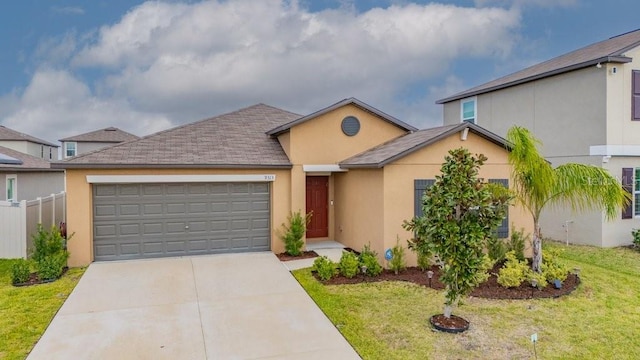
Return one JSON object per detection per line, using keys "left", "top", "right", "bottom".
{"left": 93, "top": 182, "right": 271, "bottom": 261}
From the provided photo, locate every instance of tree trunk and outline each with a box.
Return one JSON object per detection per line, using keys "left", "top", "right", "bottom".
{"left": 444, "top": 305, "right": 453, "bottom": 318}
{"left": 532, "top": 223, "right": 543, "bottom": 272}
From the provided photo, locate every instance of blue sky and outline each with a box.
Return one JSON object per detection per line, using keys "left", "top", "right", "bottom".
{"left": 1, "top": 0, "right": 639, "bottom": 144}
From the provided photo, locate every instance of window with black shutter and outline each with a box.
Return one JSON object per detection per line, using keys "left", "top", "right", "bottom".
{"left": 414, "top": 179, "right": 435, "bottom": 218}
{"left": 622, "top": 168, "right": 634, "bottom": 219}
{"left": 633, "top": 71, "right": 640, "bottom": 120}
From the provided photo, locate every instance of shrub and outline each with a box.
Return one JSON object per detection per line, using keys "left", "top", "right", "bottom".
{"left": 497, "top": 251, "right": 529, "bottom": 288}
{"left": 313, "top": 256, "right": 337, "bottom": 281}
{"left": 632, "top": 229, "right": 640, "bottom": 248}
{"left": 359, "top": 244, "right": 383, "bottom": 276}
{"left": 339, "top": 251, "right": 359, "bottom": 278}
{"left": 541, "top": 247, "right": 569, "bottom": 282}
{"left": 388, "top": 239, "right": 407, "bottom": 275}
{"left": 279, "top": 211, "right": 311, "bottom": 256}
{"left": 475, "top": 255, "right": 493, "bottom": 284}
{"left": 487, "top": 236, "right": 507, "bottom": 263}
{"left": 11, "top": 259, "right": 31, "bottom": 284}
{"left": 31, "top": 225, "right": 66, "bottom": 264}
{"left": 37, "top": 253, "right": 68, "bottom": 281}
{"left": 527, "top": 269, "right": 548, "bottom": 289}
{"left": 508, "top": 227, "right": 528, "bottom": 261}
{"left": 417, "top": 251, "right": 432, "bottom": 271}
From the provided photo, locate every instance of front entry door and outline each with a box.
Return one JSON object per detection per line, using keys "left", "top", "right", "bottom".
{"left": 306, "top": 176, "right": 328, "bottom": 238}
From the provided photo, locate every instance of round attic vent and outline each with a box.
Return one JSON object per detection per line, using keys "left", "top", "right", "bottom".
{"left": 341, "top": 116, "right": 360, "bottom": 136}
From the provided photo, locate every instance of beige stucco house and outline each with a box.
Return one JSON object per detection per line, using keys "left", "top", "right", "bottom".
{"left": 438, "top": 29, "right": 640, "bottom": 248}
{"left": 59, "top": 127, "right": 139, "bottom": 158}
{"left": 55, "top": 98, "right": 531, "bottom": 267}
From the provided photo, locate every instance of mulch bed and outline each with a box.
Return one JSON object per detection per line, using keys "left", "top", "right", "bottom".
{"left": 316, "top": 265, "right": 580, "bottom": 300}
{"left": 12, "top": 267, "right": 69, "bottom": 287}
{"left": 276, "top": 251, "right": 319, "bottom": 262}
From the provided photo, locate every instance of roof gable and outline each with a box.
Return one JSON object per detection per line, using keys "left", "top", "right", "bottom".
{"left": 59, "top": 127, "right": 140, "bottom": 143}
{"left": 437, "top": 29, "right": 640, "bottom": 104}
{"left": 340, "top": 122, "right": 509, "bottom": 168}
{"left": 0, "top": 126, "right": 59, "bottom": 147}
{"left": 55, "top": 104, "right": 301, "bottom": 169}
{"left": 266, "top": 98, "right": 418, "bottom": 136}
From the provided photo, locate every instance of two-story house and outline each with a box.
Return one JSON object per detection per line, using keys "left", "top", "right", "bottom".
{"left": 59, "top": 127, "right": 139, "bottom": 158}
{"left": 437, "top": 29, "right": 640, "bottom": 247}
{"left": 0, "top": 125, "right": 59, "bottom": 161}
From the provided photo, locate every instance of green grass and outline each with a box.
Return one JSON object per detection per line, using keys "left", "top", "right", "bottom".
{"left": 294, "top": 242, "right": 640, "bottom": 359}
{"left": 0, "top": 259, "right": 85, "bottom": 360}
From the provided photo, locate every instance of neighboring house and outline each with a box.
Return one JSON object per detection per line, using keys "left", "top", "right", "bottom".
{"left": 59, "top": 127, "right": 139, "bottom": 158}
{"left": 0, "top": 145, "right": 64, "bottom": 202}
{"left": 0, "top": 125, "right": 59, "bottom": 161}
{"left": 438, "top": 29, "right": 640, "bottom": 247}
{"left": 54, "top": 98, "right": 532, "bottom": 266}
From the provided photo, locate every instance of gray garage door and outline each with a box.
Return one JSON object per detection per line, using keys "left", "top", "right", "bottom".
{"left": 93, "top": 182, "right": 270, "bottom": 261}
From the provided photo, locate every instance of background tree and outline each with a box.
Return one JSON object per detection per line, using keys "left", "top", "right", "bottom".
{"left": 405, "top": 148, "right": 510, "bottom": 319}
{"left": 507, "top": 126, "right": 630, "bottom": 272}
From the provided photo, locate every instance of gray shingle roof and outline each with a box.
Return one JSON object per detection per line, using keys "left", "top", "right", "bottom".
{"left": 0, "top": 125, "right": 59, "bottom": 147}
{"left": 59, "top": 127, "right": 139, "bottom": 143}
{"left": 266, "top": 97, "right": 418, "bottom": 136}
{"left": 0, "top": 145, "right": 60, "bottom": 171}
{"left": 54, "top": 104, "right": 301, "bottom": 169}
{"left": 340, "top": 122, "right": 509, "bottom": 168}
{"left": 437, "top": 29, "right": 640, "bottom": 104}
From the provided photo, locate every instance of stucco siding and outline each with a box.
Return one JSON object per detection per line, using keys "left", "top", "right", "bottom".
{"left": 601, "top": 156, "right": 640, "bottom": 247}
{"left": 606, "top": 47, "right": 640, "bottom": 146}
{"left": 65, "top": 168, "right": 291, "bottom": 266}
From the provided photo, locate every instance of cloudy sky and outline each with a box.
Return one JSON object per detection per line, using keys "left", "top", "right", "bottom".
{"left": 1, "top": 0, "right": 639, "bottom": 145}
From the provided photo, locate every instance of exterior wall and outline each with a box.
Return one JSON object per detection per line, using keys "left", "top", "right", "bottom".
{"left": 443, "top": 67, "right": 607, "bottom": 160}
{"left": 601, "top": 156, "right": 640, "bottom": 247}
{"left": 382, "top": 132, "right": 534, "bottom": 264}
{"left": 0, "top": 141, "right": 57, "bottom": 160}
{"left": 0, "top": 171, "right": 64, "bottom": 201}
{"left": 333, "top": 169, "right": 385, "bottom": 255}
{"left": 606, "top": 47, "right": 640, "bottom": 146}
{"left": 0, "top": 141, "right": 29, "bottom": 155}
{"left": 64, "top": 168, "right": 292, "bottom": 266}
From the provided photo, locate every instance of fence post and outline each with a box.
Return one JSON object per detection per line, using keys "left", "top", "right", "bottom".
{"left": 51, "top": 193, "right": 56, "bottom": 226}
{"left": 37, "top": 197, "right": 42, "bottom": 224}
{"left": 20, "top": 200, "right": 27, "bottom": 259}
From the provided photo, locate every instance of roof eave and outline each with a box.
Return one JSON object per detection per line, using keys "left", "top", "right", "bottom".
{"left": 436, "top": 55, "right": 633, "bottom": 104}
{"left": 53, "top": 163, "right": 293, "bottom": 170}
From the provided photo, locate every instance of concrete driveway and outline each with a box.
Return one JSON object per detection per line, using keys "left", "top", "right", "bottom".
{"left": 28, "top": 252, "right": 360, "bottom": 360}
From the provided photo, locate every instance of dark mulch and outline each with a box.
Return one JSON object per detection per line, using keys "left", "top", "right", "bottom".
{"left": 276, "top": 251, "right": 319, "bottom": 262}
{"left": 12, "top": 267, "right": 69, "bottom": 287}
{"left": 317, "top": 265, "right": 580, "bottom": 300}
{"left": 430, "top": 314, "right": 469, "bottom": 333}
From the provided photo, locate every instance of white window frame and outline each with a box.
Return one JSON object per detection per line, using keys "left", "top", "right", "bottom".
{"left": 461, "top": 97, "right": 477, "bottom": 124}
{"left": 6, "top": 174, "right": 17, "bottom": 202}
{"left": 65, "top": 142, "right": 77, "bottom": 158}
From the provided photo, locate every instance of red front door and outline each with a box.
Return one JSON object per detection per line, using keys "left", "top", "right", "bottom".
{"left": 306, "top": 176, "right": 328, "bottom": 238}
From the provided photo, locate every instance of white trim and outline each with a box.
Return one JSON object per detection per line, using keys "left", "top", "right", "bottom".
{"left": 86, "top": 174, "right": 277, "bottom": 184}
{"left": 460, "top": 96, "right": 477, "bottom": 124}
{"left": 302, "top": 165, "right": 348, "bottom": 173}
{"left": 6, "top": 174, "right": 17, "bottom": 202}
{"left": 590, "top": 145, "right": 640, "bottom": 156}
{"left": 64, "top": 141, "right": 77, "bottom": 158}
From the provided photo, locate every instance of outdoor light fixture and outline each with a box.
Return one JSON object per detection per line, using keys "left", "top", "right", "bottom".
{"left": 573, "top": 267, "right": 581, "bottom": 278}
{"left": 531, "top": 279, "right": 538, "bottom": 298}
{"left": 427, "top": 270, "right": 434, "bottom": 288}
{"left": 361, "top": 265, "right": 368, "bottom": 275}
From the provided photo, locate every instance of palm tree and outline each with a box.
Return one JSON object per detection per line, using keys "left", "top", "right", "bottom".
{"left": 507, "top": 126, "right": 630, "bottom": 272}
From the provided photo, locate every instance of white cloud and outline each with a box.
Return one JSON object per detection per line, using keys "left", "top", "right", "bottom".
{"left": 474, "top": 0, "right": 577, "bottom": 8}
{"left": 0, "top": 69, "right": 171, "bottom": 145}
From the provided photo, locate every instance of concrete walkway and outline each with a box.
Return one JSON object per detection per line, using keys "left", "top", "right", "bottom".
{"left": 28, "top": 253, "right": 360, "bottom": 360}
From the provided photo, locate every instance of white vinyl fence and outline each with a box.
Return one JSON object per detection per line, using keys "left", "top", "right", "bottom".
{"left": 0, "top": 191, "right": 66, "bottom": 259}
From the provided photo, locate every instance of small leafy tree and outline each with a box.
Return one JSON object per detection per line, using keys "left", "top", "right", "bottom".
{"left": 339, "top": 251, "right": 359, "bottom": 278}
{"left": 405, "top": 148, "right": 511, "bottom": 318}
{"left": 279, "top": 211, "right": 311, "bottom": 256}
{"left": 388, "top": 238, "right": 407, "bottom": 275}
{"left": 359, "top": 244, "right": 383, "bottom": 276}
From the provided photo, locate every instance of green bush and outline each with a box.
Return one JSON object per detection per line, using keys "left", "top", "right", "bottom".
{"left": 417, "top": 251, "right": 432, "bottom": 271}
{"left": 388, "top": 239, "right": 407, "bottom": 275}
{"left": 11, "top": 259, "right": 31, "bottom": 284}
{"left": 475, "top": 255, "right": 493, "bottom": 284}
{"left": 487, "top": 236, "right": 507, "bottom": 263}
{"left": 541, "top": 247, "right": 569, "bottom": 282}
{"left": 31, "top": 225, "right": 66, "bottom": 264}
{"left": 339, "top": 251, "right": 359, "bottom": 278}
{"left": 313, "top": 256, "right": 337, "bottom": 281}
{"left": 527, "top": 269, "right": 548, "bottom": 289}
{"left": 279, "top": 211, "right": 311, "bottom": 256}
{"left": 632, "top": 229, "right": 640, "bottom": 248}
{"left": 508, "top": 227, "right": 528, "bottom": 261}
{"left": 37, "top": 252, "right": 69, "bottom": 281}
{"left": 497, "top": 251, "right": 529, "bottom": 288}
{"left": 359, "top": 244, "right": 383, "bottom": 276}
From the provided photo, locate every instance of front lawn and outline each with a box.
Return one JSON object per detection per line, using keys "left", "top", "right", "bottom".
{"left": 0, "top": 259, "right": 85, "bottom": 360}
{"left": 294, "top": 242, "right": 640, "bottom": 359}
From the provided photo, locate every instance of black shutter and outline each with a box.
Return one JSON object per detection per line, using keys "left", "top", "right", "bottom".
{"left": 489, "top": 179, "right": 509, "bottom": 238}
{"left": 414, "top": 179, "right": 435, "bottom": 218}
{"left": 633, "top": 71, "right": 640, "bottom": 120}
{"left": 622, "top": 168, "right": 633, "bottom": 219}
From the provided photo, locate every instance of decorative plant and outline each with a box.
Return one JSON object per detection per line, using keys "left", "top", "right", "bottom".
{"left": 497, "top": 251, "right": 530, "bottom": 288}
{"left": 11, "top": 259, "right": 31, "bottom": 285}
{"left": 632, "top": 228, "right": 640, "bottom": 248}
{"left": 416, "top": 251, "right": 432, "bottom": 271}
{"left": 313, "top": 256, "right": 337, "bottom": 281}
{"left": 405, "top": 148, "right": 511, "bottom": 319}
{"left": 279, "top": 211, "right": 312, "bottom": 256}
{"left": 388, "top": 238, "right": 407, "bottom": 275}
{"left": 487, "top": 235, "right": 507, "bottom": 264}
{"left": 339, "top": 251, "right": 359, "bottom": 278}
{"left": 30, "top": 225, "right": 70, "bottom": 282}
{"left": 507, "top": 126, "right": 629, "bottom": 272}
{"left": 508, "top": 226, "right": 528, "bottom": 261}
{"left": 540, "top": 247, "right": 569, "bottom": 283}
{"left": 359, "top": 244, "right": 383, "bottom": 276}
